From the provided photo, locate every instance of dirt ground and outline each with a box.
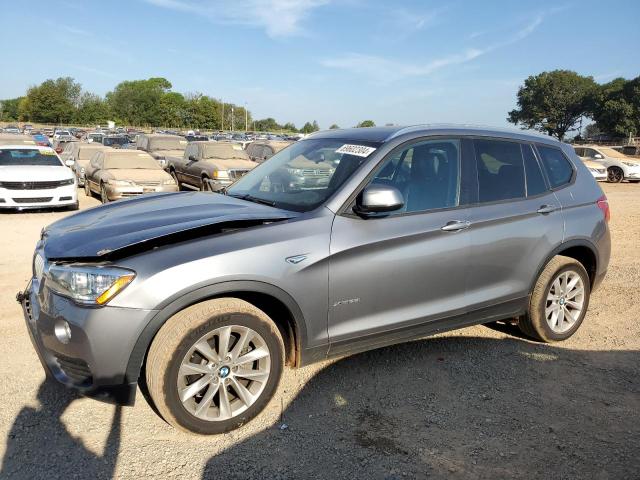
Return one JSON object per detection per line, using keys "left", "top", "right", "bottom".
{"left": 0, "top": 184, "right": 638, "bottom": 479}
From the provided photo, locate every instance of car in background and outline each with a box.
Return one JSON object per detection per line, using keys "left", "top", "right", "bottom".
{"left": 86, "top": 132, "right": 105, "bottom": 144}
{"left": 52, "top": 137, "right": 77, "bottom": 154}
{"left": 53, "top": 129, "right": 72, "bottom": 140}
{"left": 581, "top": 159, "right": 607, "bottom": 181}
{"left": 3, "top": 125, "right": 21, "bottom": 134}
{"left": 167, "top": 141, "right": 256, "bottom": 191}
{"left": 574, "top": 145, "right": 640, "bottom": 183}
{"left": 184, "top": 134, "right": 210, "bottom": 143}
{"left": 0, "top": 133, "right": 37, "bottom": 146}
{"left": 59, "top": 142, "right": 111, "bottom": 186}
{"left": 135, "top": 133, "right": 187, "bottom": 168}
{"left": 43, "top": 128, "right": 54, "bottom": 138}
{"left": 0, "top": 145, "right": 77, "bottom": 210}
{"left": 246, "top": 140, "right": 292, "bottom": 163}
{"left": 32, "top": 133, "right": 51, "bottom": 147}
{"left": 621, "top": 145, "right": 640, "bottom": 158}
{"left": 84, "top": 149, "right": 178, "bottom": 203}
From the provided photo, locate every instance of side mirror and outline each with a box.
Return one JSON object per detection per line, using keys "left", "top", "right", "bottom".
{"left": 354, "top": 184, "right": 404, "bottom": 217}
{"left": 594, "top": 153, "right": 604, "bottom": 159}
{"left": 188, "top": 155, "right": 197, "bottom": 161}
{"left": 65, "top": 159, "right": 75, "bottom": 167}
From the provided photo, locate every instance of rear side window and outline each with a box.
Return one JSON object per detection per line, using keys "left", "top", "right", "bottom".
{"left": 474, "top": 139, "right": 525, "bottom": 202}
{"left": 537, "top": 145, "right": 573, "bottom": 188}
{"left": 522, "top": 144, "right": 547, "bottom": 196}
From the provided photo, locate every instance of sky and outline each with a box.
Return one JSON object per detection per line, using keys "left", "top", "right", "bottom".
{"left": 1, "top": 0, "right": 639, "bottom": 129}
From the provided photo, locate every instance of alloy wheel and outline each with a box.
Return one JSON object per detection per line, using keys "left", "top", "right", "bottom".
{"left": 608, "top": 167, "right": 623, "bottom": 183}
{"left": 545, "top": 271, "right": 585, "bottom": 333}
{"left": 177, "top": 325, "right": 271, "bottom": 421}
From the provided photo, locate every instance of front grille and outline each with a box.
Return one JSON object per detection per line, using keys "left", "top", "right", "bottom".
{"left": 54, "top": 353, "right": 93, "bottom": 385}
{"left": 13, "top": 197, "right": 53, "bottom": 204}
{"left": 228, "top": 169, "right": 250, "bottom": 180}
{"left": 301, "top": 168, "right": 331, "bottom": 177}
{"left": 1, "top": 180, "right": 72, "bottom": 190}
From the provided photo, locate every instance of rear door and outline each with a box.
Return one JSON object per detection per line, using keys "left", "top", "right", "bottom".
{"left": 465, "top": 138, "right": 564, "bottom": 313}
{"left": 328, "top": 137, "right": 473, "bottom": 352}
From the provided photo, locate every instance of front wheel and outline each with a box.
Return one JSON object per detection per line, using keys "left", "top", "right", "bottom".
{"left": 607, "top": 166, "right": 624, "bottom": 183}
{"left": 519, "top": 255, "right": 590, "bottom": 342}
{"left": 170, "top": 170, "right": 182, "bottom": 190}
{"left": 84, "top": 180, "right": 92, "bottom": 197}
{"left": 100, "top": 184, "right": 109, "bottom": 203}
{"left": 145, "top": 298, "right": 285, "bottom": 434}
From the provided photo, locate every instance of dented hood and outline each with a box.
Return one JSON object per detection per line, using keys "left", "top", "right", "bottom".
{"left": 42, "top": 192, "right": 297, "bottom": 259}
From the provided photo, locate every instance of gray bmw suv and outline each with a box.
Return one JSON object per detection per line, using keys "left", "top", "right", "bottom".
{"left": 18, "top": 125, "right": 611, "bottom": 434}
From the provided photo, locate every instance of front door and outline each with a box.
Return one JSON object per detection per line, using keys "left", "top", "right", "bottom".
{"left": 328, "top": 137, "right": 472, "bottom": 352}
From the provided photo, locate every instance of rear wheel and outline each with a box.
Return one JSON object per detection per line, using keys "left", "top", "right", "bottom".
{"left": 84, "top": 180, "right": 92, "bottom": 197}
{"left": 201, "top": 177, "right": 214, "bottom": 192}
{"left": 519, "top": 255, "right": 590, "bottom": 342}
{"left": 607, "top": 166, "right": 624, "bottom": 183}
{"left": 100, "top": 183, "right": 109, "bottom": 203}
{"left": 145, "top": 298, "right": 285, "bottom": 434}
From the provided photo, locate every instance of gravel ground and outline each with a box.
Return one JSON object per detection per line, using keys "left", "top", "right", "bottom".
{"left": 0, "top": 184, "right": 638, "bottom": 479}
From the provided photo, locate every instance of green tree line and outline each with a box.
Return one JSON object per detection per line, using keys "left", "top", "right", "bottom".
{"left": 508, "top": 70, "right": 640, "bottom": 141}
{"left": 0, "top": 77, "right": 321, "bottom": 133}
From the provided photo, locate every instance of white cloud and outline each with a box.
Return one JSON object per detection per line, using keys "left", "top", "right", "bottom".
{"left": 143, "top": 0, "right": 329, "bottom": 37}
{"left": 321, "top": 12, "right": 549, "bottom": 83}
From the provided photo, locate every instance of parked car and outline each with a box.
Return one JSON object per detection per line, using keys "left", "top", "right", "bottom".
{"left": 135, "top": 133, "right": 187, "bottom": 168}
{"left": 59, "top": 142, "right": 111, "bottom": 186}
{"left": 166, "top": 141, "right": 256, "bottom": 191}
{"left": 620, "top": 145, "right": 640, "bottom": 158}
{"left": 0, "top": 145, "right": 77, "bottom": 210}
{"left": 102, "top": 135, "right": 133, "bottom": 149}
{"left": 0, "top": 133, "right": 36, "bottom": 146}
{"left": 245, "top": 140, "right": 292, "bottom": 163}
{"left": 84, "top": 149, "right": 178, "bottom": 203}
{"left": 32, "top": 133, "right": 51, "bottom": 147}
{"left": 581, "top": 159, "right": 607, "bottom": 181}
{"left": 3, "top": 125, "right": 21, "bottom": 134}
{"left": 18, "top": 125, "right": 610, "bottom": 435}
{"left": 52, "top": 137, "right": 77, "bottom": 154}
{"left": 184, "top": 134, "right": 210, "bottom": 143}
{"left": 53, "top": 129, "right": 72, "bottom": 140}
{"left": 574, "top": 145, "right": 640, "bottom": 183}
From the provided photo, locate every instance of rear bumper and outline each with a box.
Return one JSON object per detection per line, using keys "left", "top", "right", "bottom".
{"left": 0, "top": 185, "right": 77, "bottom": 209}
{"left": 18, "top": 279, "right": 158, "bottom": 406}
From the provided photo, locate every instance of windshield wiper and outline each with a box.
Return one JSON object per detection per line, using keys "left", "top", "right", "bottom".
{"left": 228, "top": 193, "right": 276, "bottom": 207}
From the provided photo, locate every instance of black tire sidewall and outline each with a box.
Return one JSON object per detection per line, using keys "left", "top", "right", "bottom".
{"left": 162, "top": 311, "right": 284, "bottom": 435}
{"left": 535, "top": 263, "right": 591, "bottom": 341}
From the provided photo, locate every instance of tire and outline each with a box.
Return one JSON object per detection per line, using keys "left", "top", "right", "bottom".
{"left": 67, "top": 201, "right": 79, "bottom": 211}
{"left": 201, "top": 177, "right": 212, "bottom": 192}
{"left": 84, "top": 180, "right": 92, "bottom": 197}
{"left": 145, "top": 298, "right": 285, "bottom": 435}
{"left": 607, "top": 166, "right": 624, "bottom": 183}
{"left": 519, "top": 255, "right": 590, "bottom": 342}
{"left": 100, "top": 183, "right": 109, "bottom": 204}
{"left": 170, "top": 170, "right": 182, "bottom": 190}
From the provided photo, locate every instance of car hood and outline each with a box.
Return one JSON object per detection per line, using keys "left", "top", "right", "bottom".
{"left": 42, "top": 192, "right": 298, "bottom": 259}
{"left": 106, "top": 168, "right": 172, "bottom": 181}
{"left": 0, "top": 165, "right": 73, "bottom": 181}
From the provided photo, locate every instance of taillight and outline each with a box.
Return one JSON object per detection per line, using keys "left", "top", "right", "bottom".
{"left": 596, "top": 194, "right": 610, "bottom": 223}
{"left": 55, "top": 148, "right": 63, "bottom": 153}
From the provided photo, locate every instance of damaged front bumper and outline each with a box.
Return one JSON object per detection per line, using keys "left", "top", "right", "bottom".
{"left": 17, "top": 277, "right": 157, "bottom": 406}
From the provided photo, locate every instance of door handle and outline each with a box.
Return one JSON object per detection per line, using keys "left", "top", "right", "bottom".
{"left": 441, "top": 220, "right": 471, "bottom": 232}
{"left": 537, "top": 204, "right": 557, "bottom": 214}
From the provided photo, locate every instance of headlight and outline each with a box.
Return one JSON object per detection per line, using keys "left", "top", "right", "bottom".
{"left": 108, "top": 179, "right": 134, "bottom": 186}
{"left": 162, "top": 178, "right": 176, "bottom": 185}
{"left": 622, "top": 162, "right": 638, "bottom": 167}
{"left": 212, "top": 170, "right": 229, "bottom": 179}
{"left": 59, "top": 178, "right": 75, "bottom": 186}
{"left": 47, "top": 264, "right": 135, "bottom": 305}
{"left": 80, "top": 167, "right": 85, "bottom": 174}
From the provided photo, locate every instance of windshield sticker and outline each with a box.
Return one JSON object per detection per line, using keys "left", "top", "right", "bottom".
{"left": 138, "top": 154, "right": 148, "bottom": 157}
{"left": 41, "top": 150, "right": 56, "bottom": 155}
{"left": 335, "top": 144, "right": 376, "bottom": 157}
{"left": 232, "top": 144, "right": 243, "bottom": 150}
{"left": 24, "top": 140, "right": 36, "bottom": 144}
{"left": 179, "top": 140, "right": 187, "bottom": 144}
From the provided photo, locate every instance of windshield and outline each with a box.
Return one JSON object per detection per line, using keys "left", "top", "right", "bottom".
{"left": 104, "top": 153, "right": 161, "bottom": 169}
{"left": 227, "top": 138, "right": 381, "bottom": 212}
{"left": 597, "top": 147, "right": 623, "bottom": 157}
{"left": 149, "top": 137, "right": 187, "bottom": 151}
{"left": 103, "top": 137, "right": 128, "bottom": 146}
{"left": 78, "top": 147, "right": 103, "bottom": 160}
{"left": 202, "top": 143, "right": 249, "bottom": 160}
{"left": 0, "top": 148, "right": 62, "bottom": 166}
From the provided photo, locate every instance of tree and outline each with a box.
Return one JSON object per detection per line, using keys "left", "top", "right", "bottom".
{"left": 301, "top": 120, "right": 320, "bottom": 134}
{"left": 254, "top": 118, "right": 281, "bottom": 132}
{"left": 106, "top": 77, "right": 172, "bottom": 126}
{"left": 75, "top": 92, "right": 111, "bottom": 125}
{"left": 22, "top": 77, "right": 82, "bottom": 123}
{"left": 283, "top": 122, "right": 297, "bottom": 132}
{"left": 591, "top": 76, "right": 640, "bottom": 138}
{"left": 329, "top": 123, "right": 340, "bottom": 129}
{"left": 0, "top": 97, "right": 23, "bottom": 121}
{"left": 508, "top": 70, "right": 598, "bottom": 141}
{"left": 357, "top": 120, "right": 376, "bottom": 128}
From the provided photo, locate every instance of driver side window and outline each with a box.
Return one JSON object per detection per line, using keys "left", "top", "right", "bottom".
{"left": 369, "top": 139, "right": 461, "bottom": 214}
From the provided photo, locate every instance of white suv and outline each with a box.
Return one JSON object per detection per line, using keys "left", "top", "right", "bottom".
{"left": 574, "top": 145, "right": 640, "bottom": 183}
{"left": 0, "top": 145, "right": 78, "bottom": 210}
